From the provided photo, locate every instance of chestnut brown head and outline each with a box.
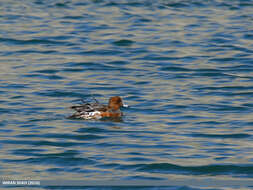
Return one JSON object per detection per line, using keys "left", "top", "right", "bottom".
{"left": 108, "top": 96, "right": 123, "bottom": 110}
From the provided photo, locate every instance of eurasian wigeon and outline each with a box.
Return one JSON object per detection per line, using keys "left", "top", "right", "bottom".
{"left": 69, "top": 96, "right": 128, "bottom": 120}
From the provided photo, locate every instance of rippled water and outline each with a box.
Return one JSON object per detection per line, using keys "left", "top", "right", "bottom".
{"left": 1, "top": 0, "right": 253, "bottom": 189}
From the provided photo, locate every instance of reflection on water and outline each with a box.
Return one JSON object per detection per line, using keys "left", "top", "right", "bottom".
{"left": 0, "top": 0, "right": 253, "bottom": 189}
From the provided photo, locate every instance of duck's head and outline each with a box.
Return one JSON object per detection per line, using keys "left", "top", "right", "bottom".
{"left": 108, "top": 96, "right": 128, "bottom": 110}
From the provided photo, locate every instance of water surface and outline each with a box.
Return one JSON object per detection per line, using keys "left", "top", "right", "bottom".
{"left": 1, "top": 0, "right": 253, "bottom": 189}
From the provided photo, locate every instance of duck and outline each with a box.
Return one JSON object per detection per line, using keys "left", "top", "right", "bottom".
{"left": 68, "top": 96, "right": 128, "bottom": 120}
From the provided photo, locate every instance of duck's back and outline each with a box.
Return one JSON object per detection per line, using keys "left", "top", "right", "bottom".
{"left": 69, "top": 101, "right": 107, "bottom": 119}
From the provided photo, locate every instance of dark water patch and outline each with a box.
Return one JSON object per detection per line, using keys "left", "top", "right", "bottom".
{"left": 204, "top": 47, "right": 230, "bottom": 53}
{"left": 222, "top": 45, "right": 253, "bottom": 53}
{"left": 207, "top": 147, "right": 236, "bottom": 155}
{"left": 62, "top": 15, "right": 85, "bottom": 20}
{"left": 0, "top": 120, "right": 7, "bottom": 127}
{"left": 164, "top": 2, "right": 189, "bottom": 8}
{"left": 222, "top": 64, "right": 253, "bottom": 72}
{"left": 161, "top": 104, "right": 188, "bottom": 110}
{"left": 180, "top": 154, "right": 210, "bottom": 159}
{"left": 0, "top": 37, "right": 69, "bottom": 46}
{"left": 10, "top": 49, "right": 58, "bottom": 55}
{"left": 95, "top": 142, "right": 122, "bottom": 148}
{"left": 127, "top": 152, "right": 146, "bottom": 156}
{"left": 136, "top": 55, "right": 197, "bottom": 62}
{"left": 10, "top": 95, "right": 25, "bottom": 99}
{"left": 0, "top": 90, "right": 7, "bottom": 96}
{"left": 2, "top": 156, "right": 95, "bottom": 167}
{"left": 173, "top": 115, "right": 206, "bottom": 121}
{"left": 126, "top": 157, "right": 154, "bottom": 162}
{"left": 160, "top": 66, "right": 192, "bottom": 72}
{"left": 107, "top": 60, "right": 129, "bottom": 65}
{"left": 195, "top": 121, "right": 225, "bottom": 125}
{"left": 0, "top": 129, "right": 13, "bottom": 133}
{"left": 23, "top": 74, "right": 64, "bottom": 80}
{"left": 1, "top": 83, "right": 28, "bottom": 89}
{"left": 124, "top": 176, "right": 167, "bottom": 181}
{"left": 238, "top": 1, "right": 253, "bottom": 7}
{"left": 96, "top": 142, "right": 191, "bottom": 150}
{"left": 75, "top": 127, "right": 108, "bottom": 133}
{"left": 105, "top": 1, "right": 153, "bottom": 7}
{"left": 0, "top": 108, "right": 16, "bottom": 114}
{"left": 54, "top": 2, "right": 69, "bottom": 8}
{"left": 189, "top": 103, "right": 250, "bottom": 112}
{"left": 63, "top": 61, "right": 99, "bottom": 67}
{"left": 189, "top": 133, "right": 251, "bottom": 139}
{"left": 120, "top": 163, "right": 253, "bottom": 176}
{"left": 16, "top": 133, "right": 105, "bottom": 141}
{"left": 137, "top": 17, "right": 152, "bottom": 23}
{"left": 244, "top": 33, "right": 253, "bottom": 40}
{"left": 0, "top": 139, "right": 84, "bottom": 147}
{"left": 134, "top": 55, "right": 179, "bottom": 61}
{"left": 194, "top": 90, "right": 247, "bottom": 99}
{"left": 36, "top": 90, "right": 87, "bottom": 98}
{"left": 95, "top": 163, "right": 121, "bottom": 169}
{"left": 34, "top": 140, "right": 86, "bottom": 147}
{"left": 46, "top": 167, "right": 65, "bottom": 173}
{"left": 46, "top": 35, "right": 74, "bottom": 41}
{"left": 46, "top": 167, "right": 94, "bottom": 174}
{"left": 61, "top": 67, "right": 85, "bottom": 72}
{"left": 209, "top": 57, "right": 237, "bottom": 62}
{"left": 33, "top": 69, "right": 59, "bottom": 74}
{"left": 242, "top": 103, "right": 253, "bottom": 108}
{"left": 11, "top": 148, "right": 46, "bottom": 156}
{"left": 19, "top": 124, "right": 36, "bottom": 128}
{"left": 75, "top": 126, "right": 162, "bottom": 135}
{"left": 208, "top": 37, "right": 234, "bottom": 45}
{"left": 170, "top": 40, "right": 189, "bottom": 47}
{"left": 79, "top": 49, "right": 123, "bottom": 56}
{"left": 28, "top": 117, "right": 63, "bottom": 123}
{"left": 194, "top": 72, "right": 236, "bottom": 78}
{"left": 113, "top": 39, "right": 134, "bottom": 46}
{"left": 209, "top": 104, "right": 249, "bottom": 112}
{"left": 196, "top": 86, "right": 253, "bottom": 91}
{"left": 133, "top": 81, "right": 151, "bottom": 85}
{"left": 1, "top": 14, "right": 21, "bottom": 21}
{"left": 194, "top": 68, "right": 223, "bottom": 73}
{"left": 215, "top": 157, "right": 229, "bottom": 161}
{"left": 192, "top": 68, "right": 235, "bottom": 78}
{"left": 166, "top": 121, "right": 187, "bottom": 126}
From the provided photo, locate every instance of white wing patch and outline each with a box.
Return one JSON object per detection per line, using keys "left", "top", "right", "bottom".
{"left": 80, "top": 111, "right": 102, "bottom": 120}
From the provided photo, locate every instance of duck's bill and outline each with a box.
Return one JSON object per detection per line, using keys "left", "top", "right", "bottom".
{"left": 123, "top": 104, "right": 129, "bottom": 108}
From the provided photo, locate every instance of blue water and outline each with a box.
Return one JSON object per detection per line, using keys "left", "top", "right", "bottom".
{"left": 1, "top": 0, "right": 253, "bottom": 189}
